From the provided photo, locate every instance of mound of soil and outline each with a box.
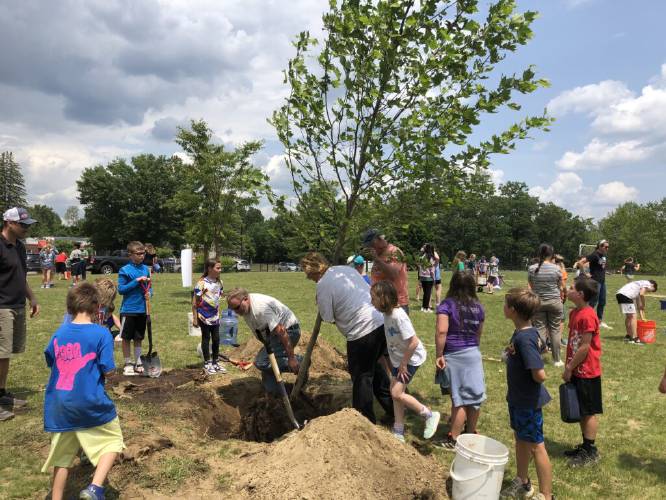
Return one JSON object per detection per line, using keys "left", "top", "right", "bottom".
{"left": 228, "top": 408, "right": 445, "bottom": 499}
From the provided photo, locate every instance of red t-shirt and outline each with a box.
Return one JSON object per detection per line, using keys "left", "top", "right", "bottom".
{"left": 567, "top": 306, "right": 602, "bottom": 378}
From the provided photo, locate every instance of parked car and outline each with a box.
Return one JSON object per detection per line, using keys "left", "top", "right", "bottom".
{"left": 277, "top": 262, "right": 299, "bottom": 272}
{"left": 158, "top": 256, "right": 181, "bottom": 273}
{"left": 26, "top": 252, "right": 41, "bottom": 273}
{"left": 233, "top": 259, "right": 251, "bottom": 272}
{"left": 89, "top": 250, "right": 131, "bottom": 275}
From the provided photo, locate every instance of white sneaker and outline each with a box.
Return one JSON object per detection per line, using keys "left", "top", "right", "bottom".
{"left": 600, "top": 322, "right": 613, "bottom": 329}
{"left": 204, "top": 362, "right": 217, "bottom": 375}
{"left": 553, "top": 360, "right": 565, "bottom": 368}
{"left": 213, "top": 363, "right": 227, "bottom": 374}
{"left": 123, "top": 363, "right": 136, "bottom": 376}
{"left": 393, "top": 432, "right": 405, "bottom": 443}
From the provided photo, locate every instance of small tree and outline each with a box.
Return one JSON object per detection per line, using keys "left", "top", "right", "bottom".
{"left": 0, "top": 151, "right": 27, "bottom": 212}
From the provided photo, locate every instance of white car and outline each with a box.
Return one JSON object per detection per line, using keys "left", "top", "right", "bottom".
{"left": 277, "top": 262, "right": 299, "bottom": 272}
{"left": 234, "top": 259, "right": 251, "bottom": 272}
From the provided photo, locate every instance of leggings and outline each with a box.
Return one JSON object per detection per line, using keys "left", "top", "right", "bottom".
{"left": 200, "top": 323, "right": 220, "bottom": 362}
{"left": 421, "top": 280, "right": 434, "bottom": 310}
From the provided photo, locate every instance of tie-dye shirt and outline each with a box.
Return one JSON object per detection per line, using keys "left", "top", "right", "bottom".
{"left": 194, "top": 276, "right": 224, "bottom": 325}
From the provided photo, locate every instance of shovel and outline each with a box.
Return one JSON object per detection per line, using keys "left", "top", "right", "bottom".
{"left": 139, "top": 280, "right": 162, "bottom": 378}
{"left": 256, "top": 328, "right": 300, "bottom": 430}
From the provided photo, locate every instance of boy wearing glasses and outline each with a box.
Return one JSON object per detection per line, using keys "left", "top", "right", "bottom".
{"left": 117, "top": 241, "right": 151, "bottom": 376}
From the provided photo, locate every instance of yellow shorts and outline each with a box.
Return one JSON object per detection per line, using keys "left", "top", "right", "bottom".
{"left": 41, "top": 417, "right": 125, "bottom": 472}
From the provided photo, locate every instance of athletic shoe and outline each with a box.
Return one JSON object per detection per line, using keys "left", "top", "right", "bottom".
{"left": 204, "top": 362, "right": 217, "bottom": 375}
{"left": 631, "top": 337, "right": 644, "bottom": 345}
{"left": 568, "top": 447, "right": 600, "bottom": 467}
{"left": 79, "top": 484, "right": 105, "bottom": 500}
{"left": 560, "top": 338, "right": 568, "bottom": 347}
{"left": 0, "top": 408, "right": 14, "bottom": 421}
{"left": 500, "top": 477, "right": 534, "bottom": 499}
{"left": 553, "top": 360, "right": 565, "bottom": 368}
{"left": 123, "top": 363, "right": 136, "bottom": 376}
{"left": 423, "top": 411, "right": 440, "bottom": 439}
{"left": 213, "top": 363, "right": 227, "bottom": 374}
{"left": 599, "top": 322, "right": 613, "bottom": 330}
{"left": 134, "top": 363, "right": 144, "bottom": 375}
{"left": 623, "top": 335, "right": 633, "bottom": 343}
{"left": 40, "top": 284, "right": 46, "bottom": 289}
{"left": 0, "top": 391, "right": 27, "bottom": 408}
{"left": 393, "top": 432, "right": 405, "bottom": 443}
{"left": 563, "top": 444, "right": 584, "bottom": 457}
{"left": 439, "top": 433, "right": 457, "bottom": 451}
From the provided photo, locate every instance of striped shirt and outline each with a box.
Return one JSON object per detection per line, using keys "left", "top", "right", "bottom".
{"left": 528, "top": 262, "right": 562, "bottom": 301}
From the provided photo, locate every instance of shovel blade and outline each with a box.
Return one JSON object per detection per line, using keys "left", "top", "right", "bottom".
{"left": 140, "top": 352, "right": 162, "bottom": 378}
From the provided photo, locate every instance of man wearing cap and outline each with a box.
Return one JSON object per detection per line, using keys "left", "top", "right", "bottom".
{"left": 352, "top": 255, "right": 371, "bottom": 285}
{"left": 0, "top": 207, "right": 40, "bottom": 421}
{"left": 575, "top": 240, "right": 611, "bottom": 329}
{"left": 362, "top": 229, "right": 410, "bottom": 314}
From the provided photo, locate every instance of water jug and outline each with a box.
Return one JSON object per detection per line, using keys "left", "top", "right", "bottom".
{"left": 220, "top": 309, "right": 239, "bottom": 345}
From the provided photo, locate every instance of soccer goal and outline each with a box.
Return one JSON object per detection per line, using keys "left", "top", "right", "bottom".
{"left": 578, "top": 243, "right": 597, "bottom": 257}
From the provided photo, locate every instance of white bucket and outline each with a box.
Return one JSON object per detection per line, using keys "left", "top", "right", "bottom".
{"left": 181, "top": 248, "right": 193, "bottom": 287}
{"left": 188, "top": 312, "right": 201, "bottom": 337}
{"left": 450, "top": 433, "right": 509, "bottom": 499}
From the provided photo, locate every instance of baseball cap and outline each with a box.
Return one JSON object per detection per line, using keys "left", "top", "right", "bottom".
{"left": 3, "top": 207, "right": 37, "bottom": 225}
{"left": 361, "top": 228, "right": 382, "bottom": 247}
{"left": 352, "top": 255, "right": 365, "bottom": 266}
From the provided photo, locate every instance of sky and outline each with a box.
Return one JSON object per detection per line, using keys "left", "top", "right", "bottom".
{"left": 1, "top": 0, "right": 664, "bottom": 221}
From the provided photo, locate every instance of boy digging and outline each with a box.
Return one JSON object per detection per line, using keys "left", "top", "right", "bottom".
{"left": 42, "top": 283, "right": 124, "bottom": 500}
{"left": 118, "top": 241, "right": 151, "bottom": 376}
{"left": 501, "top": 288, "right": 553, "bottom": 500}
{"left": 563, "top": 278, "right": 603, "bottom": 467}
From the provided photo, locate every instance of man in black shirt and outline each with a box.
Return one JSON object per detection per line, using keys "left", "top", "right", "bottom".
{"left": 575, "top": 240, "right": 610, "bottom": 329}
{"left": 0, "top": 207, "right": 40, "bottom": 421}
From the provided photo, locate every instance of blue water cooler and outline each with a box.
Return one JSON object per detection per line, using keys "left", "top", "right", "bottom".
{"left": 220, "top": 309, "right": 239, "bottom": 345}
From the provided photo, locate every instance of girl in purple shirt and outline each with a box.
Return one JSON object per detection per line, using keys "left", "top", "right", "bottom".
{"left": 435, "top": 272, "right": 486, "bottom": 449}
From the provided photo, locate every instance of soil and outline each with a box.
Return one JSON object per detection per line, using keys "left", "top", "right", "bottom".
{"left": 95, "top": 333, "right": 448, "bottom": 499}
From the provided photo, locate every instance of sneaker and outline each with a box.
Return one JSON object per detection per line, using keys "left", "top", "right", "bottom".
{"left": 623, "top": 335, "right": 633, "bottom": 343}
{"left": 40, "top": 284, "right": 46, "bottom": 289}
{"left": 0, "top": 408, "right": 14, "bottom": 421}
{"left": 563, "top": 444, "right": 584, "bottom": 457}
{"left": 204, "top": 362, "right": 217, "bottom": 375}
{"left": 423, "top": 410, "right": 440, "bottom": 439}
{"left": 79, "top": 484, "right": 105, "bottom": 500}
{"left": 631, "top": 337, "right": 644, "bottom": 345}
{"left": 393, "top": 432, "right": 405, "bottom": 443}
{"left": 599, "top": 322, "right": 613, "bottom": 330}
{"left": 123, "top": 363, "right": 136, "bottom": 376}
{"left": 439, "top": 433, "right": 457, "bottom": 451}
{"left": 568, "top": 447, "right": 600, "bottom": 467}
{"left": 500, "top": 477, "right": 534, "bottom": 499}
{"left": 0, "top": 391, "right": 27, "bottom": 408}
{"left": 553, "top": 360, "right": 565, "bottom": 368}
{"left": 560, "top": 338, "right": 568, "bottom": 347}
{"left": 134, "top": 363, "right": 144, "bottom": 375}
{"left": 213, "top": 363, "right": 227, "bottom": 374}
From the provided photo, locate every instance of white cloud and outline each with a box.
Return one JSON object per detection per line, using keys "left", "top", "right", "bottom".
{"left": 595, "top": 181, "right": 638, "bottom": 204}
{"left": 529, "top": 172, "right": 584, "bottom": 206}
{"left": 489, "top": 168, "right": 504, "bottom": 187}
{"left": 556, "top": 138, "right": 653, "bottom": 170}
{"left": 547, "top": 80, "right": 634, "bottom": 117}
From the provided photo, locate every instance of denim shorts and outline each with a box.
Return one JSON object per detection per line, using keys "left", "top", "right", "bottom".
{"left": 509, "top": 406, "right": 544, "bottom": 444}
{"left": 390, "top": 364, "right": 419, "bottom": 384}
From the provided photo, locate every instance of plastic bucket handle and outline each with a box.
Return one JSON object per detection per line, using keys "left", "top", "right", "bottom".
{"left": 449, "top": 458, "right": 493, "bottom": 483}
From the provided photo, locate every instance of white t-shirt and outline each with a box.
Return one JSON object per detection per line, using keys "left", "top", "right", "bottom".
{"left": 617, "top": 280, "right": 653, "bottom": 300}
{"left": 241, "top": 293, "right": 298, "bottom": 335}
{"left": 383, "top": 307, "right": 427, "bottom": 368}
{"left": 316, "top": 266, "right": 383, "bottom": 342}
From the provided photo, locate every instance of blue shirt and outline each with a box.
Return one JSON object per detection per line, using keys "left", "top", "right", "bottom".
{"left": 118, "top": 262, "right": 151, "bottom": 314}
{"left": 43, "top": 323, "right": 117, "bottom": 432}
{"left": 505, "top": 327, "right": 551, "bottom": 409}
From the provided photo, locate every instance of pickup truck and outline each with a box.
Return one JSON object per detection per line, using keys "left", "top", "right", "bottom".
{"left": 89, "top": 250, "right": 131, "bottom": 275}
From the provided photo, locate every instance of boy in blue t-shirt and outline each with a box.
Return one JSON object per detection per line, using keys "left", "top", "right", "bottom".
{"left": 117, "top": 241, "right": 151, "bottom": 376}
{"left": 501, "top": 288, "right": 553, "bottom": 500}
{"left": 42, "top": 282, "right": 124, "bottom": 500}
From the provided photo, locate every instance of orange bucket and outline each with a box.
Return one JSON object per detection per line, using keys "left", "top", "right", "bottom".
{"left": 637, "top": 320, "right": 657, "bottom": 344}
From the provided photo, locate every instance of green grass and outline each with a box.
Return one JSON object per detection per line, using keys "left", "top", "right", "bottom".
{"left": 3, "top": 271, "right": 666, "bottom": 498}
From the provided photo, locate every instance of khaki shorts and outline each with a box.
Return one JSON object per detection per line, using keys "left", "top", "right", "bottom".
{"left": 41, "top": 417, "right": 125, "bottom": 471}
{"left": 0, "top": 308, "right": 26, "bottom": 358}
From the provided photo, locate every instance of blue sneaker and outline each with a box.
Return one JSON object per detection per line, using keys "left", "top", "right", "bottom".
{"left": 79, "top": 484, "right": 105, "bottom": 500}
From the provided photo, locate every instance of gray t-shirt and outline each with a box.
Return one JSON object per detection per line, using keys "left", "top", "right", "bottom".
{"left": 528, "top": 262, "right": 562, "bottom": 301}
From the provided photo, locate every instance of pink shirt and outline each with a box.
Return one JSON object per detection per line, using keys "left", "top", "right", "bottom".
{"left": 371, "top": 244, "right": 409, "bottom": 306}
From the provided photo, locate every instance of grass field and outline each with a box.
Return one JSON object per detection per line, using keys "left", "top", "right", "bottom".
{"left": 3, "top": 270, "right": 666, "bottom": 499}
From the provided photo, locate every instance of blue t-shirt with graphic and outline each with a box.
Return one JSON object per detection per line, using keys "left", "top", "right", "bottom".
{"left": 43, "top": 323, "right": 117, "bottom": 432}
{"left": 505, "top": 327, "right": 551, "bottom": 409}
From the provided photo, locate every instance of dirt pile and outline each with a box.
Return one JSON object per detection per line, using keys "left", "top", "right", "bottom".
{"left": 227, "top": 408, "right": 445, "bottom": 499}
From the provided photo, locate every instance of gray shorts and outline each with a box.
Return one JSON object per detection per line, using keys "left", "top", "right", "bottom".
{"left": 0, "top": 308, "right": 27, "bottom": 358}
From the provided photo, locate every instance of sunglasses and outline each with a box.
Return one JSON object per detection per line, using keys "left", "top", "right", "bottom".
{"left": 229, "top": 297, "right": 246, "bottom": 312}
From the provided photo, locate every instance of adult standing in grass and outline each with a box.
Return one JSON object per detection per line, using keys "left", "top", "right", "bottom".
{"left": 301, "top": 252, "right": 393, "bottom": 424}
{"left": 615, "top": 279, "right": 658, "bottom": 344}
{"left": 575, "top": 240, "right": 611, "bottom": 329}
{"left": 362, "top": 229, "right": 410, "bottom": 315}
{"left": 226, "top": 288, "right": 301, "bottom": 394}
{"left": 0, "top": 207, "right": 39, "bottom": 422}
{"left": 528, "top": 243, "right": 565, "bottom": 367}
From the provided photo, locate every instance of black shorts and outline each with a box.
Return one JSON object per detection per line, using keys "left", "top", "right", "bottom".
{"left": 572, "top": 376, "right": 603, "bottom": 416}
{"left": 616, "top": 293, "right": 633, "bottom": 304}
{"left": 71, "top": 260, "right": 82, "bottom": 276}
{"left": 120, "top": 314, "right": 147, "bottom": 341}
{"left": 434, "top": 279, "right": 441, "bottom": 286}
{"left": 55, "top": 262, "right": 66, "bottom": 273}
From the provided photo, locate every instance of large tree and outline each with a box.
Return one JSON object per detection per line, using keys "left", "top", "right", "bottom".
{"left": 0, "top": 151, "right": 27, "bottom": 212}
{"left": 29, "top": 204, "right": 63, "bottom": 236}
{"left": 175, "top": 120, "right": 270, "bottom": 258}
